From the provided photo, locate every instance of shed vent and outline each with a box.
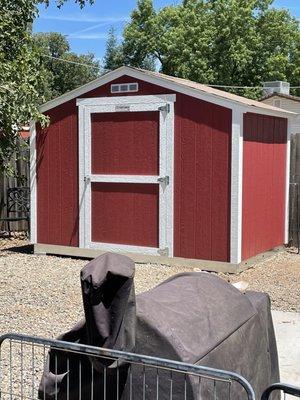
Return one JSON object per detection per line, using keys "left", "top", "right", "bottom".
{"left": 111, "top": 83, "right": 139, "bottom": 94}
{"left": 273, "top": 99, "right": 282, "bottom": 108}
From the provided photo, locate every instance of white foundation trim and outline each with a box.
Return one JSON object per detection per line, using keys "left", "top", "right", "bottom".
{"left": 285, "top": 119, "right": 292, "bottom": 243}
{"left": 87, "top": 242, "right": 160, "bottom": 256}
{"left": 78, "top": 94, "right": 175, "bottom": 256}
{"left": 230, "top": 108, "right": 244, "bottom": 264}
{"left": 29, "top": 121, "right": 37, "bottom": 244}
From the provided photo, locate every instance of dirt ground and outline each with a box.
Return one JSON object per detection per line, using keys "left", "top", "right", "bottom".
{"left": 0, "top": 237, "right": 299, "bottom": 340}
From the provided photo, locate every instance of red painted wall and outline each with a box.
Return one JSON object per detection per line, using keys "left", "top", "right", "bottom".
{"left": 174, "top": 97, "right": 231, "bottom": 261}
{"left": 91, "top": 183, "right": 159, "bottom": 247}
{"left": 36, "top": 107, "right": 78, "bottom": 246}
{"left": 36, "top": 75, "right": 232, "bottom": 261}
{"left": 242, "top": 113, "right": 287, "bottom": 260}
{"left": 91, "top": 111, "right": 159, "bottom": 175}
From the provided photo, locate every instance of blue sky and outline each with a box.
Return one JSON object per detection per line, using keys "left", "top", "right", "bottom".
{"left": 33, "top": 0, "right": 300, "bottom": 64}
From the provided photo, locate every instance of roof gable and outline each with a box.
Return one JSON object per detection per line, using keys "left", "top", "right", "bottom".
{"left": 261, "top": 92, "right": 300, "bottom": 104}
{"left": 41, "top": 66, "right": 294, "bottom": 118}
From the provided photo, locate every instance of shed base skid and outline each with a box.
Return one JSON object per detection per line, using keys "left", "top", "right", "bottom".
{"left": 33, "top": 243, "right": 284, "bottom": 273}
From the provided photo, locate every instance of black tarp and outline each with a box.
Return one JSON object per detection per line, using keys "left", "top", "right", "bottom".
{"left": 39, "top": 253, "right": 279, "bottom": 400}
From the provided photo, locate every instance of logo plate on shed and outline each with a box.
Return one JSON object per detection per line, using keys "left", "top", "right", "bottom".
{"left": 115, "top": 105, "right": 130, "bottom": 112}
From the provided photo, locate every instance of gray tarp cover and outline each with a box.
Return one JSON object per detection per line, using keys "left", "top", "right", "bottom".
{"left": 39, "top": 253, "right": 279, "bottom": 400}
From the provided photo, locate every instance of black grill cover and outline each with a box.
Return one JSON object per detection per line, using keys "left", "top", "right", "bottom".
{"left": 39, "top": 253, "right": 279, "bottom": 400}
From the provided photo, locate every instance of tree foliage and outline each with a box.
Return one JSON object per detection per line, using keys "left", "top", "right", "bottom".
{"left": 103, "top": 26, "right": 155, "bottom": 72}
{"left": 0, "top": 0, "right": 47, "bottom": 175}
{"left": 103, "top": 27, "right": 124, "bottom": 72}
{"left": 0, "top": 0, "right": 94, "bottom": 176}
{"left": 41, "top": 0, "right": 94, "bottom": 8}
{"left": 34, "top": 32, "right": 100, "bottom": 101}
{"left": 122, "top": 0, "right": 300, "bottom": 97}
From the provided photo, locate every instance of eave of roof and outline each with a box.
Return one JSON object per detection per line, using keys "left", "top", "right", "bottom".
{"left": 40, "top": 66, "right": 295, "bottom": 118}
{"left": 260, "top": 92, "right": 300, "bottom": 104}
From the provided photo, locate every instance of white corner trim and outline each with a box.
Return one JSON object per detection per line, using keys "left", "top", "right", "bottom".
{"left": 284, "top": 119, "right": 292, "bottom": 244}
{"left": 230, "top": 108, "right": 244, "bottom": 264}
{"left": 29, "top": 121, "right": 37, "bottom": 244}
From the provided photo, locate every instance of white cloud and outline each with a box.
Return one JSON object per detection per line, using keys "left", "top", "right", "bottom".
{"left": 68, "top": 33, "right": 109, "bottom": 39}
{"left": 39, "top": 14, "right": 128, "bottom": 23}
{"left": 68, "top": 22, "right": 112, "bottom": 37}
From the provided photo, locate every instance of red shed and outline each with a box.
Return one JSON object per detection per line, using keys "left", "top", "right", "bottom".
{"left": 30, "top": 67, "right": 294, "bottom": 271}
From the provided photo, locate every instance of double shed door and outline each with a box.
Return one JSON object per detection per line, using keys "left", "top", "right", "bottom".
{"left": 78, "top": 95, "right": 175, "bottom": 256}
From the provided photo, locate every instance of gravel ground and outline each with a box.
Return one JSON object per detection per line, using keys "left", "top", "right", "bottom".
{"left": 0, "top": 237, "right": 299, "bottom": 398}
{"left": 0, "top": 237, "right": 299, "bottom": 341}
{"left": 222, "top": 249, "right": 300, "bottom": 313}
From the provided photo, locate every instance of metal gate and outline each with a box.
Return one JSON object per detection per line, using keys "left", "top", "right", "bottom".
{"left": 0, "top": 333, "right": 255, "bottom": 400}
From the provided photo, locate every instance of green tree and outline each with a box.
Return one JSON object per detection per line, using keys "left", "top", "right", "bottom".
{"left": 103, "top": 27, "right": 124, "bottom": 72}
{"left": 122, "top": 0, "right": 159, "bottom": 71}
{"left": 34, "top": 32, "right": 100, "bottom": 101}
{"left": 122, "top": 0, "right": 300, "bottom": 97}
{"left": 103, "top": 24, "right": 156, "bottom": 72}
{"left": 0, "top": 0, "right": 94, "bottom": 176}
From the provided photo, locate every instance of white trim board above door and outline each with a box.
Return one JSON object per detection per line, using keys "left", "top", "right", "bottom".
{"left": 78, "top": 94, "right": 176, "bottom": 257}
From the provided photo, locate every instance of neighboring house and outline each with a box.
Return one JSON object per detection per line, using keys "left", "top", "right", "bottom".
{"left": 19, "top": 126, "right": 30, "bottom": 140}
{"left": 261, "top": 82, "right": 300, "bottom": 185}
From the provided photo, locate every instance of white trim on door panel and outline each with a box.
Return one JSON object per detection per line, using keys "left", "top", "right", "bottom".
{"left": 89, "top": 175, "right": 159, "bottom": 184}
{"left": 77, "top": 94, "right": 176, "bottom": 107}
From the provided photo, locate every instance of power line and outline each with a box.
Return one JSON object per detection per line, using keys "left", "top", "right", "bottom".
{"left": 208, "top": 84, "right": 262, "bottom": 89}
{"left": 42, "top": 54, "right": 101, "bottom": 70}
{"left": 40, "top": 55, "right": 300, "bottom": 89}
{"left": 208, "top": 84, "right": 300, "bottom": 89}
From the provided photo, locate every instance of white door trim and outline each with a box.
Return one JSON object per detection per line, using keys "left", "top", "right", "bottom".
{"left": 78, "top": 94, "right": 175, "bottom": 257}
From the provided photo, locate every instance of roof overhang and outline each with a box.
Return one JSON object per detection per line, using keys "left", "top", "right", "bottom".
{"left": 261, "top": 92, "right": 300, "bottom": 104}
{"left": 41, "top": 66, "right": 296, "bottom": 119}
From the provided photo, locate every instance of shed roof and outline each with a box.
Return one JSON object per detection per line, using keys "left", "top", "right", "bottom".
{"left": 41, "top": 66, "right": 294, "bottom": 118}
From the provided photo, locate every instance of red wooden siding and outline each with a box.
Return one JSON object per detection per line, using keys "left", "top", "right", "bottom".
{"left": 242, "top": 113, "right": 287, "bottom": 260}
{"left": 174, "top": 96, "right": 232, "bottom": 261}
{"left": 36, "top": 107, "right": 78, "bottom": 246}
{"left": 91, "top": 183, "right": 159, "bottom": 247}
{"left": 36, "top": 75, "right": 231, "bottom": 261}
{"left": 91, "top": 111, "right": 159, "bottom": 175}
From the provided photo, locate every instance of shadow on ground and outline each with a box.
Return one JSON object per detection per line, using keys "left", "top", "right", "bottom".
{"left": 1, "top": 243, "right": 34, "bottom": 254}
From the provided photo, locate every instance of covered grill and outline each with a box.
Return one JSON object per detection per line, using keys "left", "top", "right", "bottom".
{"left": 39, "top": 253, "right": 279, "bottom": 399}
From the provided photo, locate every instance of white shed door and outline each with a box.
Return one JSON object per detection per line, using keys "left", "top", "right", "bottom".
{"left": 78, "top": 94, "right": 175, "bottom": 256}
